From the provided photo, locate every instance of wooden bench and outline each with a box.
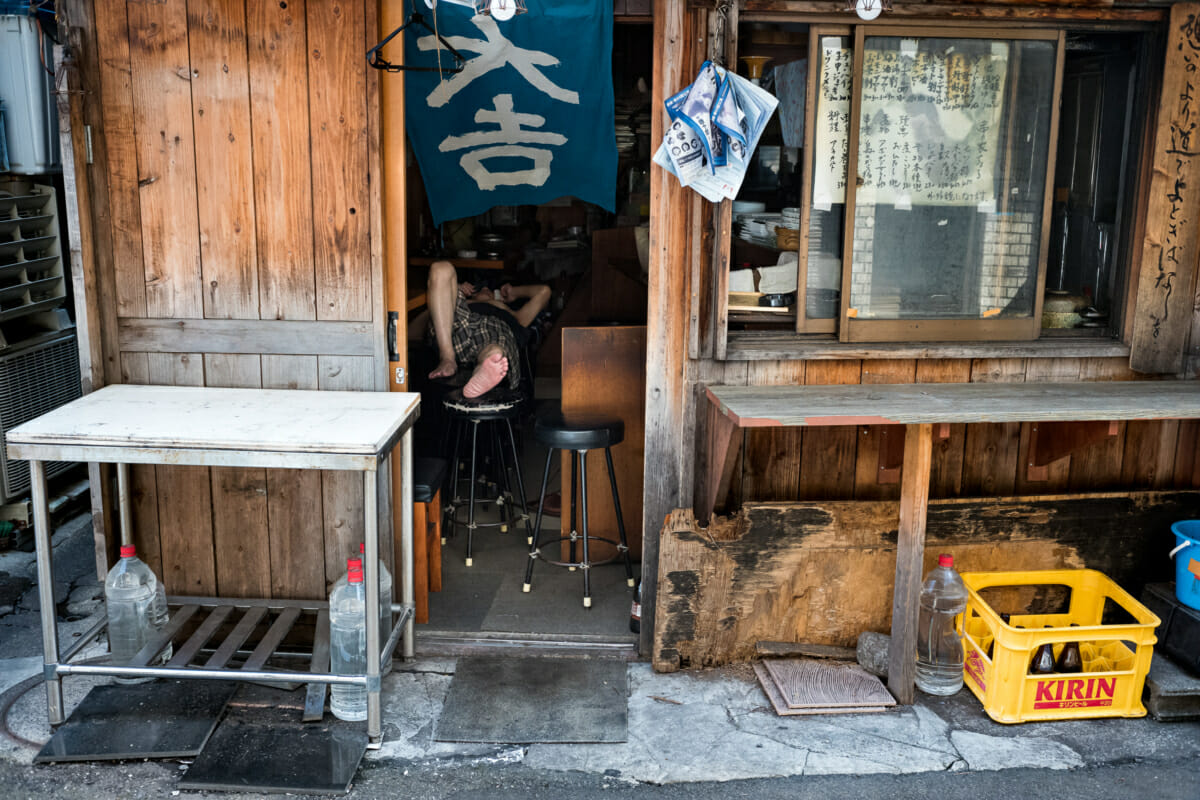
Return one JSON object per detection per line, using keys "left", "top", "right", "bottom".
{"left": 696, "top": 380, "right": 1200, "bottom": 704}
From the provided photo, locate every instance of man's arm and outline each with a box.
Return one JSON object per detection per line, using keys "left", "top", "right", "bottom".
{"left": 499, "top": 283, "right": 552, "bottom": 328}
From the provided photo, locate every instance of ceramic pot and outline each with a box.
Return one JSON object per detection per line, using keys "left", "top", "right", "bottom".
{"left": 1042, "top": 290, "right": 1085, "bottom": 329}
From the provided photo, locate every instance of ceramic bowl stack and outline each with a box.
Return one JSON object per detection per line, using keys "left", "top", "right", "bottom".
{"left": 733, "top": 202, "right": 784, "bottom": 249}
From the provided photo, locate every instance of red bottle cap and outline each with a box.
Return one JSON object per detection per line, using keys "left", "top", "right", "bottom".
{"left": 359, "top": 543, "right": 365, "bottom": 554}
{"left": 938, "top": 554, "right": 954, "bottom": 568}
{"left": 347, "top": 557, "right": 363, "bottom": 584}
{"left": 120, "top": 545, "right": 136, "bottom": 558}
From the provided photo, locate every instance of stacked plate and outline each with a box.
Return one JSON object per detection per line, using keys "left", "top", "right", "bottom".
{"left": 780, "top": 207, "right": 802, "bottom": 231}
{"left": 734, "top": 211, "right": 784, "bottom": 249}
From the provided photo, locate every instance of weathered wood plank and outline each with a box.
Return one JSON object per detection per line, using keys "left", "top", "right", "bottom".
{"left": 1122, "top": 420, "right": 1180, "bottom": 489}
{"left": 318, "top": 356, "right": 374, "bottom": 589}
{"left": 642, "top": 0, "right": 697, "bottom": 655}
{"left": 247, "top": 0, "right": 316, "bottom": 321}
{"left": 887, "top": 423, "right": 933, "bottom": 705}
{"left": 93, "top": 0, "right": 148, "bottom": 319}
{"left": 308, "top": 0, "right": 371, "bottom": 322}
{"left": 1069, "top": 358, "right": 1136, "bottom": 490}
{"left": 1015, "top": 358, "right": 1082, "bottom": 492}
{"left": 915, "top": 359, "right": 970, "bottom": 498}
{"left": 188, "top": 0, "right": 260, "bottom": 320}
{"left": 1131, "top": 4, "right": 1200, "bottom": 374}
{"left": 741, "top": 362, "right": 805, "bottom": 502}
{"left": 962, "top": 359, "right": 1025, "bottom": 495}
{"left": 204, "top": 353, "right": 270, "bottom": 599}
{"left": 147, "top": 354, "right": 216, "bottom": 595}
{"left": 127, "top": 0, "right": 204, "bottom": 320}
{"left": 725, "top": 334, "right": 1132, "bottom": 362}
{"left": 119, "top": 318, "right": 375, "bottom": 356}
{"left": 119, "top": 353, "right": 162, "bottom": 580}
{"left": 854, "top": 360, "right": 916, "bottom": 500}
{"left": 263, "top": 356, "right": 324, "bottom": 599}
{"left": 732, "top": 1, "right": 1161, "bottom": 22}
{"left": 653, "top": 491, "right": 1196, "bottom": 672}
{"left": 707, "top": 379, "right": 1200, "bottom": 427}
{"left": 799, "top": 361, "right": 861, "bottom": 499}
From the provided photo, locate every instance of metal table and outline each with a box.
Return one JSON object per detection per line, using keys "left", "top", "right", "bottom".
{"left": 6, "top": 384, "right": 421, "bottom": 747}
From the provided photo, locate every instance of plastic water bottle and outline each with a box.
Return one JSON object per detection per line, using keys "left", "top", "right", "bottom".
{"left": 330, "top": 557, "right": 367, "bottom": 721}
{"left": 104, "top": 545, "right": 171, "bottom": 682}
{"left": 915, "top": 553, "right": 969, "bottom": 696}
{"left": 359, "top": 543, "right": 393, "bottom": 677}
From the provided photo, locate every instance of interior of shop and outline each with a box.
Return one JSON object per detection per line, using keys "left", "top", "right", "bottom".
{"left": 405, "top": 21, "right": 653, "bottom": 647}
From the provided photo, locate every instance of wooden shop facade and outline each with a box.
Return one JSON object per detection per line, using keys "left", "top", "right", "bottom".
{"left": 50, "top": 0, "right": 1200, "bottom": 693}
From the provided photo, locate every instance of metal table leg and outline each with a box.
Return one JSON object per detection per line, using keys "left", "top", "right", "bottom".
{"left": 31, "top": 460, "right": 64, "bottom": 725}
{"left": 401, "top": 430, "right": 414, "bottom": 660}
{"left": 363, "top": 467, "right": 382, "bottom": 747}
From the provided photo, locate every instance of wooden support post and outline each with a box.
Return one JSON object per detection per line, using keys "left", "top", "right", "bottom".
{"left": 1027, "top": 420, "right": 1119, "bottom": 481}
{"left": 695, "top": 400, "right": 740, "bottom": 526}
{"left": 888, "top": 422, "right": 934, "bottom": 705}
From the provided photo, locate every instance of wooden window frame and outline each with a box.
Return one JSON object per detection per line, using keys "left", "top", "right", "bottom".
{"left": 715, "top": 18, "right": 1160, "bottom": 357}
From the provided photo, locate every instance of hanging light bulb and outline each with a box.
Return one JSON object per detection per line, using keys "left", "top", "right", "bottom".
{"left": 475, "top": 0, "right": 526, "bottom": 20}
{"left": 843, "top": 0, "right": 893, "bottom": 21}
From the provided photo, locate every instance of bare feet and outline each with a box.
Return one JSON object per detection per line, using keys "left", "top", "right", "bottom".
{"left": 463, "top": 353, "right": 508, "bottom": 398}
{"left": 429, "top": 358, "right": 457, "bottom": 381}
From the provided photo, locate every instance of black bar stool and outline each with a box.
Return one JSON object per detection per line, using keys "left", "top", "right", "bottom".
{"left": 442, "top": 388, "right": 532, "bottom": 567}
{"left": 523, "top": 406, "right": 635, "bottom": 608}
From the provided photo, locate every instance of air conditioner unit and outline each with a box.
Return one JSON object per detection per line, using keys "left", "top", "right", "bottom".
{"left": 0, "top": 331, "right": 81, "bottom": 502}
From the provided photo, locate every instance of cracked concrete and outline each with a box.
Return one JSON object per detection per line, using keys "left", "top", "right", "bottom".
{"left": 2, "top": 513, "right": 1200, "bottom": 788}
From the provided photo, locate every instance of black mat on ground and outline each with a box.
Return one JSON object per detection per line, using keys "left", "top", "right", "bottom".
{"left": 435, "top": 656, "right": 627, "bottom": 743}
{"left": 179, "top": 684, "right": 366, "bottom": 795}
{"left": 35, "top": 679, "right": 238, "bottom": 763}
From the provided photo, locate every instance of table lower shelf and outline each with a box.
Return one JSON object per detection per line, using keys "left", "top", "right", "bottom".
{"left": 58, "top": 596, "right": 412, "bottom": 723}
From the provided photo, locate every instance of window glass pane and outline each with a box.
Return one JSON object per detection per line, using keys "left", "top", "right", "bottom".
{"left": 843, "top": 37, "right": 1056, "bottom": 321}
{"left": 806, "top": 35, "right": 852, "bottom": 319}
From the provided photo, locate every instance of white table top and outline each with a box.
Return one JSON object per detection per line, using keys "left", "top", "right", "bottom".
{"left": 6, "top": 385, "right": 421, "bottom": 470}
{"left": 706, "top": 380, "right": 1200, "bottom": 427}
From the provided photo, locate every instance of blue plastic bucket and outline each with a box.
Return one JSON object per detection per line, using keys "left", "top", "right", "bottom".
{"left": 1170, "top": 520, "right": 1200, "bottom": 611}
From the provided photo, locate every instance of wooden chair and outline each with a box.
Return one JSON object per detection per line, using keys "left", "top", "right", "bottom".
{"left": 408, "top": 457, "right": 447, "bottom": 624}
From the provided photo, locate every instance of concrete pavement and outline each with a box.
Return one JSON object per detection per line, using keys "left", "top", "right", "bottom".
{"left": 1, "top": 515, "right": 1199, "bottom": 796}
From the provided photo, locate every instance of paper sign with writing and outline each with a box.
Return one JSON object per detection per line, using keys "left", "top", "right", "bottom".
{"left": 814, "top": 40, "right": 1007, "bottom": 207}
{"left": 404, "top": 2, "right": 615, "bottom": 224}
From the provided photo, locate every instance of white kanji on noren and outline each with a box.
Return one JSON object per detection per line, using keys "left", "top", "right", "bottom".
{"left": 438, "top": 94, "right": 568, "bottom": 190}
{"left": 417, "top": 15, "right": 580, "bottom": 108}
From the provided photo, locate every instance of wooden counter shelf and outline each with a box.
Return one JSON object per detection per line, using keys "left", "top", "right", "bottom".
{"left": 696, "top": 379, "right": 1200, "bottom": 705}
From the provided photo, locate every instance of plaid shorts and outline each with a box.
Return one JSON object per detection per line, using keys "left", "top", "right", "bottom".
{"left": 430, "top": 296, "right": 521, "bottom": 389}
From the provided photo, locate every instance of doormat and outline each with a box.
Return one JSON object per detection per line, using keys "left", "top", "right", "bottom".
{"left": 754, "top": 658, "right": 895, "bottom": 716}
{"left": 179, "top": 684, "right": 366, "bottom": 795}
{"left": 435, "top": 656, "right": 627, "bottom": 743}
{"left": 35, "top": 680, "right": 238, "bottom": 763}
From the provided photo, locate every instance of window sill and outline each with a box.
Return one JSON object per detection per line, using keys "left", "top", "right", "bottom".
{"left": 723, "top": 331, "right": 1131, "bottom": 361}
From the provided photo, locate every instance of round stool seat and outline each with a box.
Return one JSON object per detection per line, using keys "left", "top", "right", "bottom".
{"left": 442, "top": 387, "right": 524, "bottom": 420}
{"left": 534, "top": 408, "right": 624, "bottom": 451}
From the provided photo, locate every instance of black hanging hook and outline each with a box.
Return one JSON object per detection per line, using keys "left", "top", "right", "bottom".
{"left": 367, "top": 3, "right": 466, "bottom": 73}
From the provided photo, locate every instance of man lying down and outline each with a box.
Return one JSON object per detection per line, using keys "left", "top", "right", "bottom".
{"left": 416, "top": 260, "right": 552, "bottom": 398}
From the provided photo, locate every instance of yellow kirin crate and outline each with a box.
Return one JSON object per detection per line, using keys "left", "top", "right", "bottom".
{"left": 958, "top": 569, "right": 1160, "bottom": 723}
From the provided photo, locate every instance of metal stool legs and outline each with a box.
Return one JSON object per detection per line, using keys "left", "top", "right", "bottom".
{"left": 446, "top": 415, "right": 531, "bottom": 568}
{"left": 524, "top": 445, "right": 633, "bottom": 608}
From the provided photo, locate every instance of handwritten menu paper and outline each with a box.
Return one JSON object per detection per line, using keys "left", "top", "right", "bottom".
{"left": 813, "top": 38, "right": 1008, "bottom": 208}
{"left": 1130, "top": 7, "right": 1200, "bottom": 373}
